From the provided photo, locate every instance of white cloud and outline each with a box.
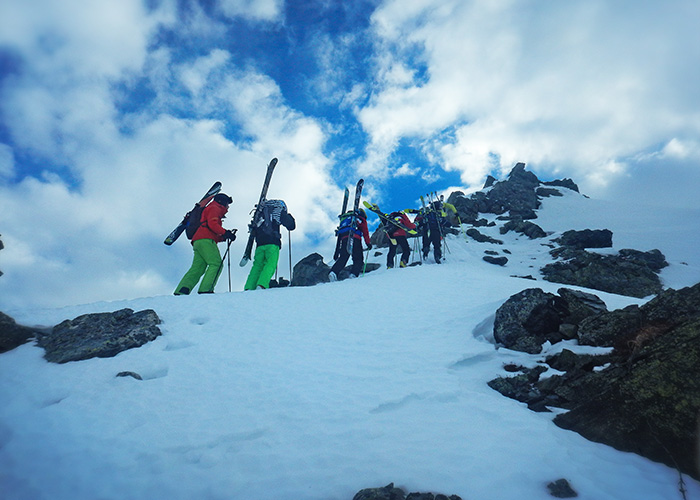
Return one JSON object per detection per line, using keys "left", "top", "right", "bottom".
{"left": 358, "top": 0, "right": 700, "bottom": 192}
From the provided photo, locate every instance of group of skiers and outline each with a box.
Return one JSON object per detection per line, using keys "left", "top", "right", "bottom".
{"left": 173, "top": 187, "right": 457, "bottom": 295}
{"left": 174, "top": 193, "right": 295, "bottom": 295}
{"left": 328, "top": 197, "right": 458, "bottom": 281}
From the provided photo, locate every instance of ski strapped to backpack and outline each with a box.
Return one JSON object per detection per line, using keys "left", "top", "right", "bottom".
{"left": 345, "top": 179, "right": 364, "bottom": 254}
{"left": 164, "top": 181, "right": 222, "bottom": 246}
{"left": 240, "top": 158, "right": 278, "bottom": 267}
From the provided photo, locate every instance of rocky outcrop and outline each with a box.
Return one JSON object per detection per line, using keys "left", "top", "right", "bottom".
{"left": 36, "top": 308, "right": 162, "bottom": 363}
{"left": 446, "top": 162, "right": 578, "bottom": 225}
{"left": 353, "top": 483, "right": 462, "bottom": 500}
{"left": 488, "top": 283, "right": 700, "bottom": 480}
{"left": 0, "top": 235, "right": 4, "bottom": 277}
{"left": 0, "top": 312, "right": 39, "bottom": 353}
{"left": 541, "top": 248, "right": 666, "bottom": 298}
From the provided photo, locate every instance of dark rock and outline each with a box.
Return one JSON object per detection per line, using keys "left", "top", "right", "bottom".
{"left": 556, "top": 288, "right": 608, "bottom": 324}
{"left": 554, "top": 311, "right": 700, "bottom": 480}
{"left": 353, "top": 484, "right": 462, "bottom": 500}
{"left": 619, "top": 248, "right": 668, "bottom": 272}
{"left": 489, "top": 283, "right": 700, "bottom": 481}
{"left": 446, "top": 192, "right": 480, "bottom": 224}
{"left": 493, "top": 288, "right": 568, "bottom": 353}
{"left": 577, "top": 305, "right": 642, "bottom": 347}
{"left": 36, "top": 308, "right": 161, "bottom": 363}
{"left": 547, "top": 478, "right": 578, "bottom": 498}
{"left": 556, "top": 229, "right": 612, "bottom": 249}
{"left": 116, "top": 371, "right": 143, "bottom": 380}
{"left": 500, "top": 220, "right": 547, "bottom": 239}
{"left": 543, "top": 178, "right": 579, "bottom": 192}
{"left": 483, "top": 255, "right": 508, "bottom": 266}
{"left": 466, "top": 228, "right": 503, "bottom": 244}
{"left": 483, "top": 175, "right": 497, "bottom": 188}
{"left": 291, "top": 253, "right": 331, "bottom": 287}
{"left": 0, "top": 312, "right": 39, "bottom": 353}
{"left": 353, "top": 483, "right": 405, "bottom": 500}
{"left": 541, "top": 249, "right": 665, "bottom": 298}
{"left": 535, "top": 187, "right": 563, "bottom": 198}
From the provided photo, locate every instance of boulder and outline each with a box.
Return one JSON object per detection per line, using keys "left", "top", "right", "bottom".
{"left": 493, "top": 288, "right": 569, "bottom": 354}
{"left": 0, "top": 312, "right": 39, "bottom": 353}
{"left": 291, "top": 253, "right": 331, "bottom": 286}
{"left": 36, "top": 308, "right": 162, "bottom": 363}
{"left": 500, "top": 220, "right": 547, "bottom": 239}
{"left": 466, "top": 228, "right": 503, "bottom": 244}
{"left": 556, "top": 229, "right": 613, "bottom": 249}
{"left": 483, "top": 255, "right": 508, "bottom": 266}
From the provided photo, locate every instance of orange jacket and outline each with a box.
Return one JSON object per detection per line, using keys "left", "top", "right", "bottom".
{"left": 192, "top": 201, "right": 228, "bottom": 243}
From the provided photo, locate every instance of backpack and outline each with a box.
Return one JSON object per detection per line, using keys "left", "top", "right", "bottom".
{"left": 257, "top": 199, "right": 287, "bottom": 237}
{"left": 384, "top": 211, "right": 404, "bottom": 236}
{"left": 184, "top": 204, "right": 207, "bottom": 239}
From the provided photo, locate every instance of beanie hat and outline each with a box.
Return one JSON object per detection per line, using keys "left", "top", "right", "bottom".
{"left": 214, "top": 193, "right": 233, "bottom": 207}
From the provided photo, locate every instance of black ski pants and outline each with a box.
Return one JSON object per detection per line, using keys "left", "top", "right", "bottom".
{"left": 387, "top": 236, "right": 410, "bottom": 267}
{"left": 422, "top": 227, "right": 442, "bottom": 261}
{"left": 331, "top": 236, "right": 365, "bottom": 277}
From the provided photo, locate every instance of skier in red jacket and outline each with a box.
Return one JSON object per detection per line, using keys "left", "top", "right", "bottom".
{"left": 174, "top": 193, "right": 236, "bottom": 295}
{"left": 386, "top": 211, "right": 416, "bottom": 268}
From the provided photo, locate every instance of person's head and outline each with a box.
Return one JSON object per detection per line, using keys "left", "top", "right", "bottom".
{"left": 214, "top": 193, "right": 233, "bottom": 208}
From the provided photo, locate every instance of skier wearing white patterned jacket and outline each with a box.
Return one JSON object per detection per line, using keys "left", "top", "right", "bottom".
{"left": 244, "top": 199, "right": 295, "bottom": 290}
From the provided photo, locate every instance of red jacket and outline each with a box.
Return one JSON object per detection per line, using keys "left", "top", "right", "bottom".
{"left": 353, "top": 216, "right": 371, "bottom": 246}
{"left": 192, "top": 201, "right": 228, "bottom": 243}
{"left": 390, "top": 212, "right": 416, "bottom": 237}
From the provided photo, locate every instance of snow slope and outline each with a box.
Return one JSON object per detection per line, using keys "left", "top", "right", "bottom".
{"left": 1, "top": 191, "right": 699, "bottom": 500}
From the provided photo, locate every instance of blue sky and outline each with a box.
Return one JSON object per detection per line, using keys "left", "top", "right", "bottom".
{"left": 1, "top": 0, "right": 700, "bottom": 309}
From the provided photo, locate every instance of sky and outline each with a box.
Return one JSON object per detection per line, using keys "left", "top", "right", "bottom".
{"left": 1, "top": 189, "right": 700, "bottom": 499}
{"left": 1, "top": 0, "right": 700, "bottom": 310}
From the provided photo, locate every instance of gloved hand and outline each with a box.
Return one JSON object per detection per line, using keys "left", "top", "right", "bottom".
{"left": 366, "top": 243, "right": 373, "bottom": 251}
{"left": 224, "top": 229, "right": 237, "bottom": 242}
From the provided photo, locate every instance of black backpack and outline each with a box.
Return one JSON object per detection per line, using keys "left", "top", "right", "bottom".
{"left": 184, "top": 204, "right": 206, "bottom": 240}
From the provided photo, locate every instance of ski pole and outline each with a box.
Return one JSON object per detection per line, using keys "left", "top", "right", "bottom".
{"left": 288, "top": 229, "right": 293, "bottom": 284}
{"left": 362, "top": 246, "right": 370, "bottom": 276}
{"left": 227, "top": 240, "right": 232, "bottom": 292}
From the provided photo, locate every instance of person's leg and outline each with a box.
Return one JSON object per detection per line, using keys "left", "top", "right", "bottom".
{"left": 244, "top": 245, "right": 267, "bottom": 290}
{"left": 196, "top": 239, "right": 224, "bottom": 293}
{"left": 350, "top": 238, "right": 364, "bottom": 276}
{"left": 330, "top": 238, "right": 351, "bottom": 274}
{"left": 255, "top": 245, "right": 280, "bottom": 289}
{"left": 387, "top": 240, "right": 397, "bottom": 268}
{"left": 399, "top": 237, "right": 411, "bottom": 266}
{"left": 174, "top": 243, "right": 208, "bottom": 294}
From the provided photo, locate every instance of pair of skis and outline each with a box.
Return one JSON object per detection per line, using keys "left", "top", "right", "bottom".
{"left": 362, "top": 201, "right": 418, "bottom": 237}
{"left": 163, "top": 158, "right": 279, "bottom": 268}
{"left": 339, "top": 179, "right": 364, "bottom": 254}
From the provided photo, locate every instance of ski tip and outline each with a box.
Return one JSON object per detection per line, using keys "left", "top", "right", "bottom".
{"left": 239, "top": 257, "right": 250, "bottom": 267}
{"left": 270, "top": 158, "right": 278, "bottom": 166}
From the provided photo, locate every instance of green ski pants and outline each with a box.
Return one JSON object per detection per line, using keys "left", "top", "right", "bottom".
{"left": 174, "top": 239, "right": 223, "bottom": 294}
{"left": 244, "top": 244, "right": 280, "bottom": 290}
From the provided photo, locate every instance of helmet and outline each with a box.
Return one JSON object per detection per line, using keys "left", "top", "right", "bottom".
{"left": 358, "top": 208, "right": 366, "bottom": 219}
{"left": 214, "top": 193, "right": 233, "bottom": 207}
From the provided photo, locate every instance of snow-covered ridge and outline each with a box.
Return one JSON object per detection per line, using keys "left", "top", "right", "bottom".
{"left": 1, "top": 182, "right": 699, "bottom": 500}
